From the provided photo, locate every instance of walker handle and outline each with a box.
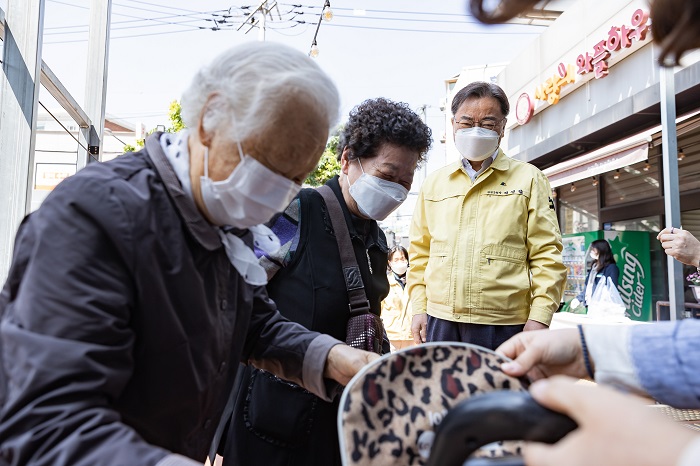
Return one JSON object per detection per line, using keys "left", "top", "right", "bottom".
{"left": 427, "top": 391, "right": 577, "bottom": 466}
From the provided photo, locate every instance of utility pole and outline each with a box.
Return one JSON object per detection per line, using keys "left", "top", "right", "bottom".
{"left": 417, "top": 104, "right": 428, "bottom": 122}
{"left": 659, "top": 65, "right": 685, "bottom": 320}
{"left": 237, "top": 0, "right": 280, "bottom": 41}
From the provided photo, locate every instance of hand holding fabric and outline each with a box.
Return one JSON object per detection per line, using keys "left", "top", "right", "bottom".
{"left": 496, "top": 328, "right": 589, "bottom": 381}
{"left": 323, "top": 344, "right": 380, "bottom": 386}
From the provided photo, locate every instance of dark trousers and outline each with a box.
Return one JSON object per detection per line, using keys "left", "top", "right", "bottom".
{"left": 426, "top": 315, "right": 524, "bottom": 351}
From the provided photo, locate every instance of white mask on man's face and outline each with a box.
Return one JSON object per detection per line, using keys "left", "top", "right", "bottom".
{"left": 199, "top": 142, "right": 301, "bottom": 228}
{"left": 454, "top": 127, "right": 500, "bottom": 162}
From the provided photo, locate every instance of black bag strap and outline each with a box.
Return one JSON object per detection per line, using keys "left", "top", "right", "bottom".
{"left": 317, "top": 185, "right": 371, "bottom": 316}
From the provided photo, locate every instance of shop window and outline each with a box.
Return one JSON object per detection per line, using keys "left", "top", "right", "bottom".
{"left": 602, "top": 158, "right": 660, "bottom": 206}
{"left": 558, "top": 178, "right": 599, "bottom": 234}
{"left": 681, "top": 209, "right": 700, "bottom": 242}
{"left": 678, "top": 144, "right": 700, "bottom": 192}
{"left": 607, "top": 215, "right": 662, "bottom": 232}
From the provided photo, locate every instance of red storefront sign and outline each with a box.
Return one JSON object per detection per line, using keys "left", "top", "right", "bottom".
{"left": 576, "top": 9, "right": 649, "bottom": 79}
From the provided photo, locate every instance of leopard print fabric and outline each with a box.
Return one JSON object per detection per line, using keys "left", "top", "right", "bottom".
{"left": 338, "top": 342, "right": 529, "bottom": 465}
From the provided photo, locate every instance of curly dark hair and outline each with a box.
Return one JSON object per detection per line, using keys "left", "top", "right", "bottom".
{"left": 337, "top": 98, "right": 432, "bottom": 166}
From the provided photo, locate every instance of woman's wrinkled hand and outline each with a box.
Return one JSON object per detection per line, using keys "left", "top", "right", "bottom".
{"left": 323, "top": 344, "right": 380, "bottom": 386}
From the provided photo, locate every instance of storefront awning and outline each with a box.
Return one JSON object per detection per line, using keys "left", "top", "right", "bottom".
{"left": 543, "top": 109, "right": 700, "bottom": 188}
{"left": 543, "top": 136, "right": 649, "bottom": 188}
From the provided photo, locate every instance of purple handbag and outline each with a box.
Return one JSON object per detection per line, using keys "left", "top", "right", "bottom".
{"left": 317, "top": 185, "right": 385, "bottom": 355}
{"left": 346, "top": 306, "right": 385, "bottom": 354}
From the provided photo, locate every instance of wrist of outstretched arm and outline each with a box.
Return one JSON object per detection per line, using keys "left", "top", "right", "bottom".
{"left": 584, "top": 325, "right": 644, "bottom": 392}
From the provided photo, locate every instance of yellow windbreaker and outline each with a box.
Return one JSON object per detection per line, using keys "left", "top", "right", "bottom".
{"left": 381, "top": 273, "right": 413, "bottom": 342}
{"left": 407, "top": 149, "right": 566, "bottom": 326}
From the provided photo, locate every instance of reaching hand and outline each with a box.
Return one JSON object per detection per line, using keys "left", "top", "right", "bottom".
{"left": 411, "top": 313, "right": 427, "bottom": 344}
{"left": 657, "top": 227, "right": 700, "bottom": 267}
{"left": 523, "top": 376, "right": 698, "bottom": 466}
{"left": 496, "top": 328, "right": 589, "bottom": 381}
{"left": 323, "top": 344, "right": 380, "bottom": 386}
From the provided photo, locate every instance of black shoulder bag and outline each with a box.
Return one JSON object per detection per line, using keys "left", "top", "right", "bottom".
{"left": 317, "top": 185, "right": 385, "bottom": 354}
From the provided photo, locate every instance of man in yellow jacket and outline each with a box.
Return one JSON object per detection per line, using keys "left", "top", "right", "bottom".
{"left": 408, "top": 81, "right": 566, "bottom": 350}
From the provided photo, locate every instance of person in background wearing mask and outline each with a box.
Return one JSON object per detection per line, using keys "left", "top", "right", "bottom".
{"left": 222, "top": 98, "right": 432, "bottom": 466}
{"left": 381, "top": 245, "right": 414, "bottom": 351}
{"left": 408, "top": 81, "right": 566, "bottom": 350}
{"left": 0, "top": 42, "right": 378, "bottom": 466}
{"left": 570, "top": 239, "right": 619, "bottom": 311}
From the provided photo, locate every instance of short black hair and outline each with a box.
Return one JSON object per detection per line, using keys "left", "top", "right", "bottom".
{"left": 337, "top": 98, "right": 432, "bottom": 166}
{"left": 451, "top": 81, "right": 510, "bottom": 118}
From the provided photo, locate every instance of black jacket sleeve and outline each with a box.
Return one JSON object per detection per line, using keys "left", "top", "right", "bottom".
{"left": 241, "top": 286, "right": 342, "bottom": 401}
{"left": 0, "top": 177, "right": 169, "bottom": 466}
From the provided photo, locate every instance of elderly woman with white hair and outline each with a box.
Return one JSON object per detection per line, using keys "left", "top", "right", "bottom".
{"left": 0, "top": 42, "right": 377, "bottom": 466}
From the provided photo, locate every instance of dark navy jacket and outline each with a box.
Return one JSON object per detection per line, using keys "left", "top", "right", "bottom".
{"left": 0, "top": 134, "right": 339, "bottom": 465}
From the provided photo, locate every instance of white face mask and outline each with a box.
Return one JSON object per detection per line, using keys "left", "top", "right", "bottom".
{"left": 348, "top": 159, "right": 408, "bottom": 221}
{"left": 390, "top": 261, "right": 408, "bottom": 276}
{"left": 454, "top": 127, "right": 500, "bottom": 162}
{"left": 200, "top": 142, "right": 301, "bottom": 228}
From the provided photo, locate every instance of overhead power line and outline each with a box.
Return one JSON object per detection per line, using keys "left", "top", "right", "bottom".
{"left": 282, "top": 3, "right": 535, "bottom": 20}
{"left": 321, "top": 22, "right": 542, "bottom": 35}
{"left": 116, "top": 0, "right": 213, "bottom": 15}
{"left": 43, "top": 1, "right": 546, "bottom": 44}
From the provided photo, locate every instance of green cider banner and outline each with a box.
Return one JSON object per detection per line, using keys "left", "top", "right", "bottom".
{"left": 603, "top": 231, "right": 653, "bottom": 322}
{"left": 563, "top": 231, "right": 654, "bottom": 321}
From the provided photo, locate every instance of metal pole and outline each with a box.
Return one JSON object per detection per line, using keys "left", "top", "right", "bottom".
{"left": 659, "top": 65, "right": 685, "bottom": 321}
{"left": 0, "top": 0, "right": 45, "bottom": 282}
{"left": 78, "top": 0, "right": 111, "bottom": 167}
{"left": 258, "top": 5, "right": 266, "bottom": 41}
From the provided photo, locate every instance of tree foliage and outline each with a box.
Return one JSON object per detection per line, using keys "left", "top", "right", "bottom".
{"left": 167, "top": 100, "right": 185, "bottom": 133}
{"left": 123, "top": 100, "right": 184, "bottom": 152}
{"left": 304, "top": 131, "right": 342, "bottom": 187}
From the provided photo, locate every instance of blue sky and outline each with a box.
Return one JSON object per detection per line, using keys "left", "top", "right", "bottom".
{"left": 8, "top": 0, "right": 546, "bottom": 167}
